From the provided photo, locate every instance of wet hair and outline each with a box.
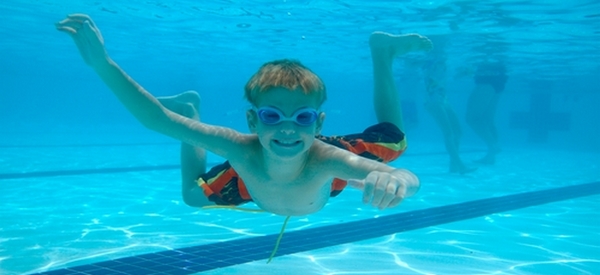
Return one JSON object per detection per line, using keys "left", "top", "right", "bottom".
{"left": 474, "top": 62, "right": 508, "bottom": 93}
{"left": 244, "top": 59, "right": 327, "bottom": 106}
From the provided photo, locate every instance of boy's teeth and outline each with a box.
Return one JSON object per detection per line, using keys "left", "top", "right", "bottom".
{"left": 278, "top": 140, "right": 296, "bottom": 144}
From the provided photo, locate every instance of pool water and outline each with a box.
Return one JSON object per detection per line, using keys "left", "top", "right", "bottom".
{"left": 1, "top": 0, "right": 599, "bottom": 274}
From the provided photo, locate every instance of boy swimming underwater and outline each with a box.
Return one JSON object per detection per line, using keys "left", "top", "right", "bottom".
{"left": 56, "top": 14, "right": 432, "bottom": 216}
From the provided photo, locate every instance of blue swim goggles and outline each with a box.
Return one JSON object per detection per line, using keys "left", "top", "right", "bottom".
{"left": 253, "top": 106, "right": 319, "bottom": 126}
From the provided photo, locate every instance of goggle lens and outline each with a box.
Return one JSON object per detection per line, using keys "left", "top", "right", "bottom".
{"left": 255, "top": 107, "right": 318, "bottom": 126}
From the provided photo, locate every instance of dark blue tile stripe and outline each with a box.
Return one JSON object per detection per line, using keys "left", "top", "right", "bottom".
{"left": 32, "top": 181, "right": 600, "bottom": 275}
{"left": 0, "top": 162, "right": 223, "bottom": 179}
{"left": 0, "top": 150, "right": 482, "bottom": 180}
{"left": 0, "top": 142, "right": 177, "bottom": 149}
{"left": 0, "top": 165, "right": 181, "bottom": 179}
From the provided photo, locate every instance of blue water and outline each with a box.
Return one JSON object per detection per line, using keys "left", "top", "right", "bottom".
{"left": 1, "top": 1, "right": 599, "bottom": 274}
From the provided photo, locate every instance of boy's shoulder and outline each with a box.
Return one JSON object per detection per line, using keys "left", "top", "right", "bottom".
{"left": 218, "top": 133, "right": 263, "bottom": 162}
{"left": 309, "top": 139, "right": 353, "bottom": 163}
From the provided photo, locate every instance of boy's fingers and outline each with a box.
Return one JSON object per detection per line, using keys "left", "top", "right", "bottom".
{"left": 56, "top": 18, "right": 71, "bottom": 25}
{"left": 387, "top": 196, "right": 404, "bottom": 208}
{"left": 387, "top": 185, "right": 407, "bottom": 208}
{"left": 362, "top": 183, "right": 374, "bottom": 204}
{"left": 56, "top": 19, "right": 83, "bottom": 33}
{"left": 362, "top": 173, "right": 379, "bottom": 204}
{"left": 68, "top": 14, "right": 98, "bottom": 29}
{"left": 56, "top": 26, "right": 76, "bottom": 35}
{"left": 378, "top": 191, "right": 396, "bottom": 209}
{"left": 57, "top": 17, "right": 85, "bottom": 27}
{"left": 370, "top": 184, "right": 385, "bottom": 206}
{"left": 67, "top": 13, "right": 93, "bottom": 21}
{"left": 370, "top": 173, "right": 392, "bottom": 207}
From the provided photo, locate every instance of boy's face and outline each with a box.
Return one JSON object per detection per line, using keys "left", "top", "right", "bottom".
{"left": 247, "top": 87, "right": 325, "bottom": 159}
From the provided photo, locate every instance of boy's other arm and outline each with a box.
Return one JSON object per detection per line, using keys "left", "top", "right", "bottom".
{"left": 55, "top": 14, "right": 246, "bottom": 159}
{"left": 317, "top": 143, "right": 420, "bottom": 209}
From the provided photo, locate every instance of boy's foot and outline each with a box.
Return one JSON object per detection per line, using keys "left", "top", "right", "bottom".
{"left": 369, "top": 32, "right": 433, "bottom": 57}
{"left": 157, "top": 90, "right": 201, "bottom": 119}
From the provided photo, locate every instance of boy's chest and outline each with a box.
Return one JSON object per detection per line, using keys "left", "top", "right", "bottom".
{"left": 237, "top": 169, "right": 332, "bottom": 216}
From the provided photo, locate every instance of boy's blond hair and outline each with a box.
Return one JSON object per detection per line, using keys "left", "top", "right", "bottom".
{"left": 244, "top": 59, "right": 327, "bottom": 106}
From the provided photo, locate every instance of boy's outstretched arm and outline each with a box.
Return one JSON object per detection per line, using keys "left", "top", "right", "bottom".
{"left": 322, "top": 146, "right": 420, "bottom": 210}
{"left": 56, "top": 14, "right": 244, "bottom": 159}
{"left": 347, "top": 168, "right": 419, "bottom": 210}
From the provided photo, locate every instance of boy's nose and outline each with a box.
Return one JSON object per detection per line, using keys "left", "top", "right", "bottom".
{"left": 281, "top": 129, "right": 295, "bottom": 135}
{"left": 279, "top": 121, "right": 297, "bottom": 135}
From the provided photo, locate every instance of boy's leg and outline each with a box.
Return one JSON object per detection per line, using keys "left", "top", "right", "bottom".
{"left": 369, "top": 32, "right": 433, "bottom": 132}
{"left": 157, "top": 91, "right": 209, "bottom": 207}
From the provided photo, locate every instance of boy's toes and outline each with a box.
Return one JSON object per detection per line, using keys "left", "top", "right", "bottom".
{"left": 181, "top": 90, "right": 201, "bottom": 108}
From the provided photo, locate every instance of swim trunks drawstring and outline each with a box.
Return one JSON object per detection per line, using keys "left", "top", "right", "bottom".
{"left": 202, "top": 205, "right": 290, "bottom": 263}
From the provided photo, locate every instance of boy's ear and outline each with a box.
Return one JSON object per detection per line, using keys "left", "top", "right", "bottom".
{"left": 247, "top": 109, "right": 258, "bottom": 133}
{"left": 315, "top": 112, "right": 326, "bottom": 135}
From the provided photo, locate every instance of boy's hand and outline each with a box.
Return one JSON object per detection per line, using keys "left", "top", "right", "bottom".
{"left": 55, "top": 14, "right": 109, "bottom": 68}
{"left": 348, "top": 169, "right": 418, "bottom": 210}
